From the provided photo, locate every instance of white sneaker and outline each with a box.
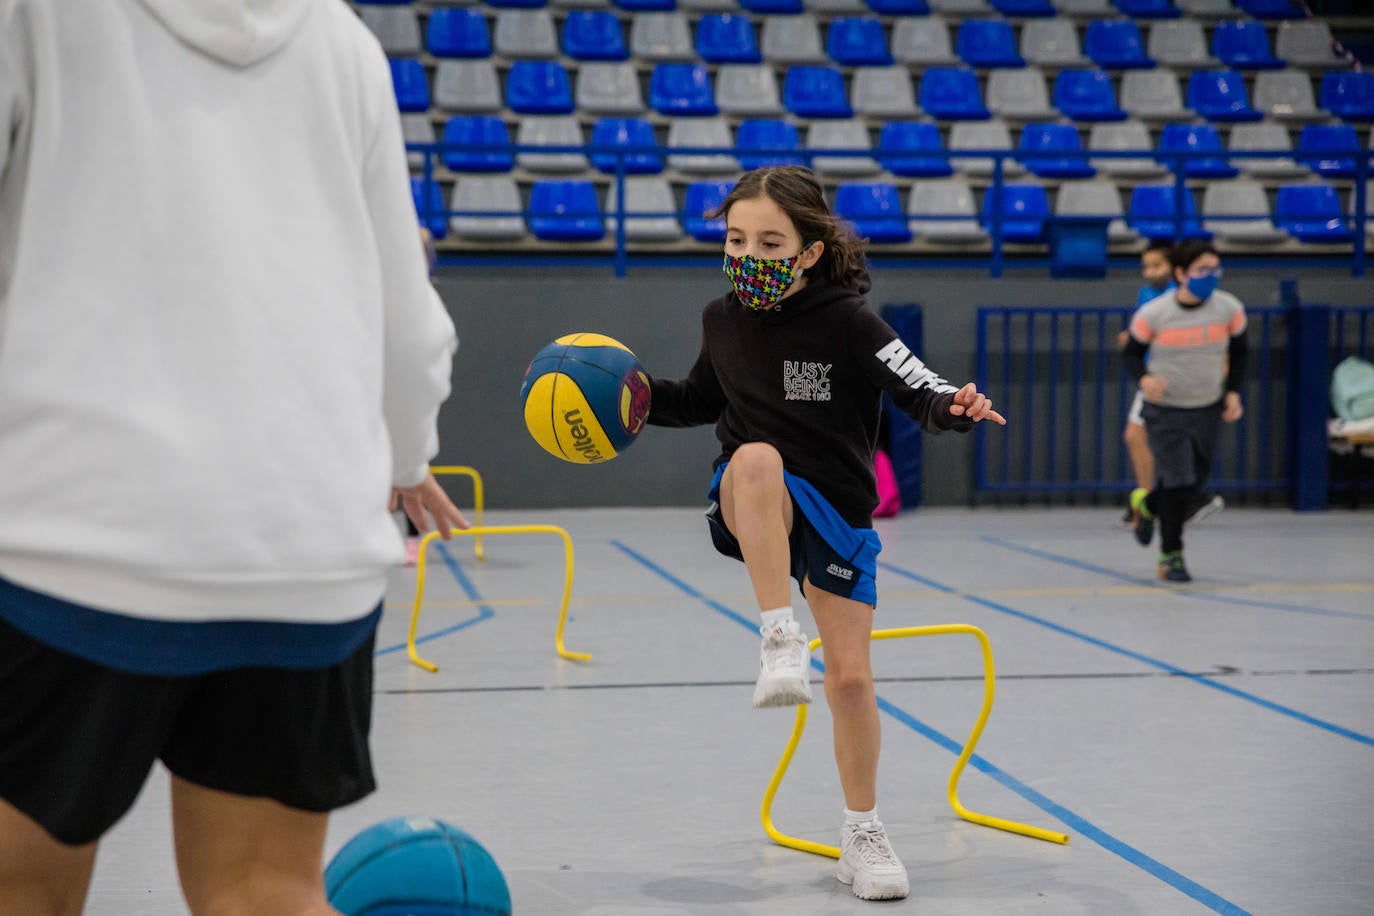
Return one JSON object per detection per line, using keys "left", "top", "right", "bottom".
{"left": 751, "top": 621, "right": 812, "bottom": 708}
{"left": 837, "top": 820, "right": 910, "bottom": 901}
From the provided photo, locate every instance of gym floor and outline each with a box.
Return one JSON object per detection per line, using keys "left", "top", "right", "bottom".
{"left": 85, "top": 507, "right": 1374, "bottom": 915}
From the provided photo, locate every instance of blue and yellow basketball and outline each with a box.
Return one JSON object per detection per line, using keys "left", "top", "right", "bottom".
{"left": 324, "top": 817, "right": 511, "bottom": 916}
{"left": 520, "top": 333, "right": 651, "bottom": 464}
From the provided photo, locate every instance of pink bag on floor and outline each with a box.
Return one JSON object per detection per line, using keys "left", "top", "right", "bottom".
{"left": 874, "top": 449, "right": 901, "bottom": 518}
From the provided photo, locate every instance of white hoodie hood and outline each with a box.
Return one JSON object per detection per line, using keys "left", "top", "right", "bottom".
{"left": 136, "top": 0, "right": 314, "bottom": 66}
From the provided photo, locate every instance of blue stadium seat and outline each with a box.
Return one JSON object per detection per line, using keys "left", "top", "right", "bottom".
{"left": 1297, "top": 124, "right": 1360, "bottom": 178}
{"left": 981, "top": 184, "right": 1050, "bottom": 243}
{"left": 877, "top": 122, "right": 955, "bottom": 177}
{"left": 1234, "top": 0, "right": 1305, "bottom": 20}
{"left": 1275, "top": 183, "right": 1355, "bottom": 242}
{"left": 684, "top": 181, "right": 735, "bottom": 241}
{"left": 1017, "top": 123, "right": 1095, "bottom": 178}
{"left": 957, "top": 20, "right": 1024, "bottom": 69}
{"left": 867, "top": 0, "right": 930, "bottom": 12}
{"left": 389, "top": 58, "right": 430, "bottom": 113}
{"left": 919, "top": 68, "right": 990, "bottom": 120}
{"left": 411, "top": 177, "right": 447, "bottom": 239}
{"left": 486, "top": 0, "right": 546, "bottom": 7}
{"left": 1321, "top": 71, "right": 1374, "bottom": 123}
{"left": 783, "top": 66, "right": 852, "bottom": 118}
{"left": 736, "top": 119, "right": 804, "bottom": 170}
{"left": 1186, "top": 70, "right": 1262, "bottom": 121}
{"left": 740, "top": 0, "right": 805, "bottom": 12}
{"left": 427, "top": 8, "right": 492, "bottom": 58}
{"left": 1157, "top": 123, "right": 1237, "bottom": 177}
{"left": 615, "top": 0, "right": 676, "bottom": 10}
{"left": 562, "top": 12, "right": 629, "bottom": 61}
{"left": 1084, "top": 21, "right": 1154, "bottom": 70}
{"left": 441, "top": 116, "right": 514, "bottom": 172}
{"left": 529, "top": 181, "right": 605, "bottom": 241}
{"left": 1054, "top": 69, "right": 1128, "bottom": 121}
{"left": 991, "top": 0, "right": 1056, "bottom": 16}
{"left": 506, "top": 61, "right": 574, "bottom": 114}
{"left": 590, "top": 118, "right": 664, "bottom": 174}
{"left": 1127, "top": 184, "right": 1212, "bottom": 240}
{"left": 696, "top": 14, "right": 761, "bottom": 64}
{"left": 827, "top": 18, "right": 893, "bottom": 67}
{"left": 1112, "top": 0, "right": 1181, "bottom": 17}
{"left": 649, "top": 63, "right": 718, "bottom": 115}
{"left": 835, "top": 184, "right": 914, "bottom": 244}
{"left": 1212, "top": 20, "right": 1285, "bottom": 71}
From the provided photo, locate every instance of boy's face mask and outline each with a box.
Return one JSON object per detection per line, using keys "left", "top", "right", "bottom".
{"left": 1184, "top": 266, "right": 1222, "bottom": 301}
{"left": 722, "top": 244, "right": 811, "bottom": 311}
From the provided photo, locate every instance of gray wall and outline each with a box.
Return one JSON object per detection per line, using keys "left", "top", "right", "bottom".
{"left": 431, "top": 263, "right": 1372, "bottom": 509}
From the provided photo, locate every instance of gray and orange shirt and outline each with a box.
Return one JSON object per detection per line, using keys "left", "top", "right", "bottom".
{"left": 1127, "top": 289, "right": 1247, "bottom": 409}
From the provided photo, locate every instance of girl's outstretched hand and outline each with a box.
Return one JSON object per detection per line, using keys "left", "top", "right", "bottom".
{"left": 949, "top": 382, "right": 1007, "bottom": 425}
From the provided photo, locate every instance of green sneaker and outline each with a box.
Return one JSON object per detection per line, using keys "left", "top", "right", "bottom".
{"left": 1130, "top": 488, "right": 1154, "bottom": 547}
{"left": 1158, "top": 552, "right": 1191, "bottom": 583}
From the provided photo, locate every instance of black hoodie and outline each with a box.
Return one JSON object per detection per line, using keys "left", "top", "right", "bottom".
{"left": 648, "top": 274, "right": 972, "bottom": 528}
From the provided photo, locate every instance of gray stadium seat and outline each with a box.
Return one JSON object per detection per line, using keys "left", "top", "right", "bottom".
{"left": 1053, "top": 0, "right": 1114, "bottom": 16}
{"left": 928, "top": 0, "right": 992, "bottom": 13}
{"left": 434, "top": 60, "right": 503, "bottom": 113}
{"left": 1175, "top": 0, "right": 1235, "bottom": 17}
{"left": 949, "top": 121, "right": 1024, "bottom": 178}
{"left": 1227, "top": 121, "right": 1310, "bottom": 177}
{"left": 806, "top": 120, "right": 882, "bottom": 177}
{"left": 1054, "top": 180, "right": 1139, "bottom": 243}
{"left": 516, "top": 116, "right": 589, "bottom": 173}
{"left": 605, "top": 177, "right": 683, "bottom": 241}
{"left": 893, "top": 17, "right": 959, "bottom": 68}
{"left": 1021, "top": 18, "right": 1087, "bottom": 67}
{"left": 679, "top": 0, "right": 738, "bottom": 10}
{"left": 576, "top": 63, "right": 645, "bottom": 115}
{"left": 987, "top": 68, "right": 1055, "bottom": 120}
{"left": 630, "top": 13, "right": 694, "bottom": 62}
{"left": 1147, "top": 21, "right": 1215, "bottom": 69}
{"left": 1354, "top": 180, "right": 1374, "bottom": 236}
{"left": 553, "top": 0, "right": 610, "bottom": 8}
{"left": 401, "top": 113, "right": 435, "bottom": 170}
{"left": 1202, "top": 179, "right": 1289, "bottom": 244}
{"left": 716, "top": 64, "right": 783, "bottom": 117}
{"left": 1253, "top": 70, "right": 1323, "bottom": 122}
{"left": 907, "top": 179, "right": 989, "bottom": 244}
{"left": 1275, "top": 21, "right": 1346, "bottom": 68}
{"left": 760, "top": 15, "right": 827, "bottom": 65}
{"left": 1120, "top": 70, "right": 1189, "bottom": 120}
{"left": 666, "top": 117, "right": 742, "bottom": 174}
{"left": 804, "top": 0, "right": 866, "bottom": 11}
{"left": 449, "top": 176, "right": 526, "bottom": 241}
{"left": 1089, "top": 120, "right": 1168, "bottom": 177}
{"left": 359, "top": 6, "right": 421, "bottom": 55}
{"left": 493, "top": 9, "right": 558, "bottom": 59}
{"left": 851, "top": 67, "right": 917, "bottom": 119}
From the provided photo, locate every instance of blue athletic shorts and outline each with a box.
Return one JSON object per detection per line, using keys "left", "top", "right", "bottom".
{"left": 705, "top": 463, "right": 882, "bottom": 606}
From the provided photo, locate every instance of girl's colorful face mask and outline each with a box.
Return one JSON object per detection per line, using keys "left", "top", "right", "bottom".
{"left": 722, "top": 246, "right": 809, "bottom": 310}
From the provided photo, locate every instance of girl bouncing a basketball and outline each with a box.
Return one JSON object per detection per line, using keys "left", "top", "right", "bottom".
{"left": 645, "top": 166, "right": 1006, "bottom": 901}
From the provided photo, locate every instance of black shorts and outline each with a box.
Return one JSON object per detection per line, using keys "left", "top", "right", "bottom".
{"left": 0, "top": 615, "right": 376, "bottom": 846}
{"left": 1142, "top": 399, "right": 1223, "bottom": 490}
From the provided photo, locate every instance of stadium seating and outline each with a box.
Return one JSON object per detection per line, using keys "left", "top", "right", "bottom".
{"left": 1322, "top": 71, "right": 1374, "bottom": 122}
{"left": 442, "top": 116, "right": 514, "bottom": 173}
{"left": 827, "top": 17, "right": 893, "bottom": 66}
{"left": 806, "top": 120, "right": 882, "bottom": 176}
{"left": 562, "top": 11, "right": 629, "bottom": 60}
{"left": 835, "top": 183, "right": 914, "bottom": 243}
{"left": 908, "top": 179, "right": 990, "bottom": 243}
{"left": 981, "top": 184, "right": 1051, "bottom": 243}
{"left": 1157, "top": 123, "right": 1238, "bottom": 178}
{"left": 506, "top": 61, "right": 575, "bottom": 114}
{"left": 449, "top": 177, "right": 526, "bottom": 241}
{"left": 426, "top": 9, "right": 490, "bottom": 58}
{"left": 1275, "top": 183, "right": 1356, "bottom": 242}
{"left": 957, "top": 19, "right": 1025, "bottom": 69}
{"left": 1212, "top": 20, "right": 1285, "bottom": 70}
{"left": 877, "top": 121, "right": 956, "bottom": 177}
{"left": 683, "top": 181, "right": 734, "bottom": 241}
{"left": 529, "top": 181, "right": 605, "bottom": 242}
{"left": 1128, "top": 184, "right": 1212, "bottom": 239}
{"left": 1187, "top": 70, "right": 1262, "bottom": 121}
{"left": 649, "top": 63, "right": 718, "bottom": 115}
{"left": 1055, "top": 179, "right": 1138, "bottom": 242}
{"left": 1054, "top": 69, "right": 1128, "bottom": 121}
{"left": 604, "top": 177, "right": 683, "bottom": 241}
{"left": 852, "top": 67, "right": 919, "bottom": 119}
{"left": 1018, "top": 123, "right": 1096, "bottom": 178}
{"left": 784, "top": 66, "right": 853, "bottom": 118}
{"left": 736, "top": 119, "right": 805, "bottom": 169}
{"left": 1085, "top": 21, "right": 1155, "bottom": 70}
{"left": 666, "top": 118, "right": 741, "bottom": 173}
{"left": 1201, "top": 179, "right": 1289, "bottom": 244}
{"left": 696, "top": 14, "right": 762, "bottom": 64}
{"left": 1297, "top": 123, "right": 1361, "bottom": 178}
{"left": 590, "top": 118, "right": 664, "bottom": 174}
{"left": 921, "top": 68, "right": 991, "bottom": 120}
{"left": 389, "top": 58, "right": 430, "bottom": 113}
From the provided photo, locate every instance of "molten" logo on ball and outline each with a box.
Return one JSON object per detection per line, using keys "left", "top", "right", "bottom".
{"left": 563, "top": 409, "right": 607, "bottom": 463}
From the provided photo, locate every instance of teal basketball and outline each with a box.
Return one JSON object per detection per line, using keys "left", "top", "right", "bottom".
{"left": 325, "top": 817, "right": 511, "bottom": 916}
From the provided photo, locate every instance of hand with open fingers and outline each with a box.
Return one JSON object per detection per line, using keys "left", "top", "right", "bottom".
{"left": 948, "top": 382, "right": 1007, "bottom": 425}
{"left": 390, "top": 473, "right": 470, "bottom": 540}
{"left": 1139, "top": 374, "right": 1168, "bottom": 403}
{"left": 1221, "top": 391, "right": 1243, "bottom": 423}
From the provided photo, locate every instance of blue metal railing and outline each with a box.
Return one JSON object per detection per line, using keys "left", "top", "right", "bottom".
{"left": 410, "top": 141, "right": 1374, "bottom": 278}
{"left": 974, "top": 304, "right": 1290, "bottom": 501}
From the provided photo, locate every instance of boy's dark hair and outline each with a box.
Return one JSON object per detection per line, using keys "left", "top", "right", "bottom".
{"left": 709, "top": 166, "right": 868, "bottom": 288}
{"left": 1168, "top": 239, "right": 1218, "bottom": 272}
{"left": 1143, "top": 239, "right": 1173, "bottom": 257}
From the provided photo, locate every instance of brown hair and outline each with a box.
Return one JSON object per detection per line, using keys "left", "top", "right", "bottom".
{"left": 708, "top": 166, "right": 868, "bottom": 288}
{"left": 1168, "top": 238, "right": 1218, "bottom": 272}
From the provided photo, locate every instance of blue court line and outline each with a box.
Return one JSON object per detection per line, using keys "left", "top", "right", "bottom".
{"left": 880, "top": 560, "right": 1374, "bottom": 749}
{"left": 375, "top": 542, "right": 497, "bottom": 657}
{"left": 976, "top": 535, "right": 1374, "bottom": 622}
{"left": 611, "top": 540, "right": 1251, "bottom": 916}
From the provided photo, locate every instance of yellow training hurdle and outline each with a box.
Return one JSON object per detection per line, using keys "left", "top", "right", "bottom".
{"left": 430, "top": 466, "right": 485, "bottom": 561}
{"left": 761, "top": 624, "right": 1069, "bottom": 858}
{"left": 406, "top": 525, "right": 590, "bottom": 672}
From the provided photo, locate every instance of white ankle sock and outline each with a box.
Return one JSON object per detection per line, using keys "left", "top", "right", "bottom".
{"left": 759, "top": 607, "right": 793, "bottom": 631}
{"left": 845, "top": 807, "right": 878, "bottom": 827}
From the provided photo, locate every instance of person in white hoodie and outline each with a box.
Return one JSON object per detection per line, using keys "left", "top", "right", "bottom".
{"left": 0, "top": 1, "right": 464, "bottom": 913}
